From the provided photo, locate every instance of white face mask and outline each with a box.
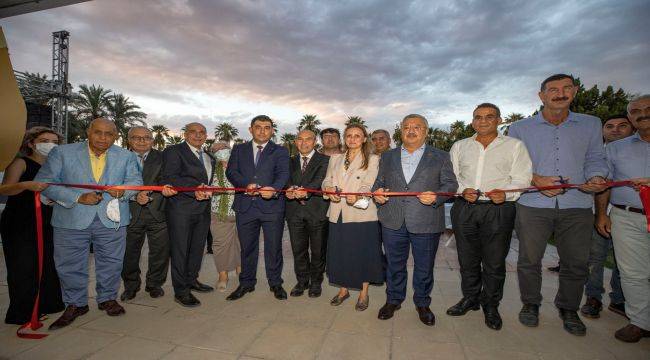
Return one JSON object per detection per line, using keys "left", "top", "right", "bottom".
{"left": 34, "top": 142, "right": 57, "bottom": 157}
{"left": 106, "top": 198, "right": 121, "bottom": 227}
{"left": 353, "top": 197, "right": 370, "bottom": 210}
{"left": 215, "top": 148, "right": 231, "bottom": 161}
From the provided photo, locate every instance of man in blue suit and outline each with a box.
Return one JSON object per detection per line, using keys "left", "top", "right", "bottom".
{"left": 226, "top": 115, "right": 290, "bottom": 300}
{"left": 35, "top": 118, "right": 142, "bottom": 330}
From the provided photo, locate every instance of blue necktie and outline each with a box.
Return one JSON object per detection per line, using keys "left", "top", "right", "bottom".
{"left": 254, "top": 145, "right": 263, "bottom": 166}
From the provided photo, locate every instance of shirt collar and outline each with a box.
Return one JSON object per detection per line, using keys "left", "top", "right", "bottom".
{"left": 300, "top": 149, "right": 316, "bottom": 160}
{"left": 252, "top": 141, "right": 269, "bottom": 150}
{"left": 630, "top": 132, "right": 644, "bottom": 143}
{"left": 186, "top": 142, "right": 202, "bottom": 154}
{"left": 536, "top": 110, "right": 578, "bottom": 125}
{"left": 133, "top": 150, "right": 150, "bottom": 158}
{"left": 88, "top": 143, "right": 108, "bottom": 158}
{"left": 401, "top": 143, "right": 426, "bottom": 154}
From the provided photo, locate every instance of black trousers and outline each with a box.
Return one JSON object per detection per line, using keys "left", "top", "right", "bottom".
{"left": 451, "top": 199, "right": 516, "bottom": 308}
{"left": 287, "top": 215, "right": 328, "bottom": 286}
{"left": 167, "top": 210, "right": 210, "bottom": 296}
{"left": 122, "top": 209, "right": 170, "bottom": 292}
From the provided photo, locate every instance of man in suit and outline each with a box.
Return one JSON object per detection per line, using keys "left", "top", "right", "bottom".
{"left": 373, "top": 114, "right": 458, "bottom": 326}
{"left": 162, "top": 122, "right": 216, "bottom": 307}
{"left": 226, "top": 115, "right": 290, "bottom": 301}
{"left": 285, "top": 130, "right": 330, "bottom": 298}
{"left": 120, "top": 126, "right": 171, "bottom": 301}
{"left": 35, "top": 118, "right": 142, "bottom": 329}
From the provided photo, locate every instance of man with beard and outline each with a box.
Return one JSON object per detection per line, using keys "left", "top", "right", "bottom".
{"left": 319, "top": 128, "right": 343, "bottom": 156}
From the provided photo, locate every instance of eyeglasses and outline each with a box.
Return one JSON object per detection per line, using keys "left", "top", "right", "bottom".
{"left": 129, "top": 136, "right": 153, "bottom": 142}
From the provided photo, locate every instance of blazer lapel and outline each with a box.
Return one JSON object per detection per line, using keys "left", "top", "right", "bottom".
{"left": 244, "top": 141, "right": 255, "bottom": 169}
{"left": 408, "top": 146, "right": 432, "bottom": 185}
{"left": 99, "top": 146, "right": 115, "bottom": 185}
{"left": 393, "top": 149, "right": 408, "bottom": 186}
{"left": 78, "top": 142, "right": 96, "bottom": 184}
{"left": 256, "top": 142, "right": 276, "bottom": 169}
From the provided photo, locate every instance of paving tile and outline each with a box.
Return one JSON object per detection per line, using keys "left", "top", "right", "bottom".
{"left": 392, "top": 305, "right": 459, "bottom": 344}
{"left": 175, "top": 314, "right": 269, "bottom": 354}
{"left": 392, "top": 337, "right": 465, "bottom": 360}
{"left": 126, "top": 307, "right": 221, "bottom": 343}
{"left": 316, "top": 330, "right": 390, "bottom": 360}
{"left": 245, "top": 322, "right": 327, "bottom": 360}
{"left": 87, "top": 336, "right": 175, "bottom": 359}
{"left": 275, "top": 299, "right": 337, "bottom": 329}
{"left": 464, "top": 346, "right": 540, "bottom": 360}
{"left": 160, "top": 345, "right": 238, "bottom": 360}
{"left": 330, "top": 307, "right": 393, "bottom": 337}
{"left": 12, "top": 328, "right": 122, "bottom": 360}
{"left": 81, "top": 302, "right": 165, "bottom": 335}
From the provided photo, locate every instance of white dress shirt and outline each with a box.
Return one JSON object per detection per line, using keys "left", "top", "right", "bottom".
{"left": 187, "top": 143, "right": 212, "bottom": 181}
{"left": 449, "top": 134, "right": 532, "bottom": 201}
{"left": 299, "top": 149, "right": 316, "bottom": 169}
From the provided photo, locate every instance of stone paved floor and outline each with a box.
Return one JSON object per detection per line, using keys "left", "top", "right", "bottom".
{"left": 0, "top": 228, "right": 648, "bottom": 360}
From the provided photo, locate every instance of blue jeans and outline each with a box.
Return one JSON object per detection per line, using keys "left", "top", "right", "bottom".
{"left": 585, "top": 229, "right": 624, "bottom": 304}
{"left": 53, "top": 215, "right": 126, "bottom": 306}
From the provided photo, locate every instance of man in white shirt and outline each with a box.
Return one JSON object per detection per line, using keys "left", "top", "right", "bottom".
{"left": 447, "top": 103, "right": 532, "bottom": 330}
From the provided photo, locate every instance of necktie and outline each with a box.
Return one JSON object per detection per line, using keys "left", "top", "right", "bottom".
{"left": 255, "top": 145, "right": 263, "bottom": 166}
{"left": 196, "top": 150, "right": 204, "bottom": 164}
{"left": 301, "top": 156, "right": 309, "bottom": 173}
{"left": 138, "top": 154, "right": 144, "bottom": 168}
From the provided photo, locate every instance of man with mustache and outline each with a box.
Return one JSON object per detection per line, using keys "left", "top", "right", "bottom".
{"left": 595, "top": 94, "right": 650, "bottom": 342}
{"left": 508, "top": 74, "right": 609, "bottom": 336}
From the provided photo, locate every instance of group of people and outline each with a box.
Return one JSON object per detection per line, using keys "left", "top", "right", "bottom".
{"left": 1, "top": 74, "right": 648, "bottom": 344}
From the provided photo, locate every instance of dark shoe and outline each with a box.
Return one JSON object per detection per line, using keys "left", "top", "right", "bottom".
{"left": 190, "top": 281, "right": 214, "bottom": 293}
{"left": 518, "top": 304, "right": 539, "bottom": 327}
{"left": 290, "top": 283, "right": 309, "bottom": 297}
{"left": 226, "top": 285, "right": 255, "bottom": 301}
{"left": 98, "top": 300, "right": 126, "bottom": 316}
{"left": 446, "top": 297, "right": 480, "bottom": 316}
{"left": 330, "top": 292, "right": 350, "bottom": 306}
{"left": 483, "top": 307, "right": 503, "bottom": 330}
{"left": 174, "top": 293, "right": 201, "bottom": 307}
{"left": 355, "top": 295, "right": 369, "bottom": 311}
{"left": 270, "top": 285, "right": 287, "bottom": 300}
{"left": 120, "top": 289, "right": 137, "bottom": 302}
{"left": 416, "top": 306, "right": 436, "bottom": 326}
{"left": 145, "top": 287, "right": 164, "bottom": 298}
{"left": 308, "top": 284, "right": 322, "bottom": 298}
{"left": 559, "top": 308, "right": 586, "bottom": 336}
{"left": 547, "top": 265, "right": 560, "bottom": 273}
{"left": 615, "top": 324, "right": 650, "bottom": 343}
{"left": 48, "top": 305, "right": 89, "bottom": 330}
{"left": 580, "top": 297, "right": 602, "bottom": 319}
{"left": 378, "top": 303, "right": 401, "bottom": 320}
{"left": 608, "top": 302, "right": 627, "bottom": 318}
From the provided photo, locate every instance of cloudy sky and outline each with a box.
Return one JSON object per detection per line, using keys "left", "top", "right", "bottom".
{"left": 1, "top": 0, "right": 648, "bottom": 138}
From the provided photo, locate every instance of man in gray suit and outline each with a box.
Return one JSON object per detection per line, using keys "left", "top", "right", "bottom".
{"left": 373, "top": 114, "right": 458, "bottom": 326}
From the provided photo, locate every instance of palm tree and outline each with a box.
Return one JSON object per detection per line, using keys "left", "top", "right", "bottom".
{"left": 271, "top": 122, "right": 278, "bottom": 142}
{"left": 233, "top": 137, "right": 245, "bottom": 145}
{"left": 297, "top": 114, "right": 321, "bottom": 135}
{"left": 504, "top": 113, "right": 525, "bottom": 123}
{"left": 392, "top": 123, "right": 402, "bottom": 146}
{"left": 214, "top": 123, "right": 239, "bottom": 142}
{"left": 280, "top": 133, "right": 297, "bottom": 156}
{"left": 345, "top": 115, "right": 366, "bottom": 128}
{"left": 166, "top": 135, "right": 183, "bottom": 145}
{"left": 204, "top": 138, "right": 216, "bottom": 150}
{"left": 151, "top": 124, "right": 170, "bottom": 150}
{"left": 73, "top": 84, "right": 111, "bottom": 121}
{"left": 16, "top": 72, "right": 50, "bottom": 105}
{"left": 107, "top": 93, "right": 147, "bottom": 146}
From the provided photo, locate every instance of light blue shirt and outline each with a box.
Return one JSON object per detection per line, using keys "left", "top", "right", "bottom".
{"left": 508, "top": 111, "right": 608, "bottom": 209}
{"left": 606, "top": 133, "right": 650, "bottom": 208}
{"left": 401, "top": 144, "right": 426, "bottom": 183}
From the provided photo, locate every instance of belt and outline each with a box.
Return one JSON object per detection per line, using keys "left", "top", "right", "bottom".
{"left": 612, "top": 204, "right": 646, "bottom": 215}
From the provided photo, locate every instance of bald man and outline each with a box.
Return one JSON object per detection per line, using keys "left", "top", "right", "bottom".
{"left": 36, "top": 118, "right": 143, "bottom": 329}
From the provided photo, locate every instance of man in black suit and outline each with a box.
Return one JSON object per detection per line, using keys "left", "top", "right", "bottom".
{"left": 121, "top": 127, "right": 170, "bottom": 301}
{"left": 162, "top": 122, "right": 216, "bottom": 307}
{"left": 285, "top": 130, "right": 330, "bottom": 298}
{"left": 225, "top": 115, "right": 290, "bottom": 301}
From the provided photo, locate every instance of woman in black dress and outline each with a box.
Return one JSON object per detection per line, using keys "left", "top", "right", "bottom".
{"left": 1, "top": 126, "right": 64, "bottom": 324}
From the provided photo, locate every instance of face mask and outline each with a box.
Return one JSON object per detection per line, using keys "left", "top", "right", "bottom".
{"left": 106, "top": 198, "right": 121, "bottom": 228}
{"left": 353, "top": 197, "right": 370, "bottom": 210}
{"left": 35, "top": 142, "right": 57, "bottom": 156}
{"left": 215, "top": 148, "right": 231, "bottom": 161}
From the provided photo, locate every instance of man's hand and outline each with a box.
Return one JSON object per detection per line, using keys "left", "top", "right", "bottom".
{"left": 136, "top": 191, "right": 152, "bottom": 205}
{"left": 630, "top": 177, "right": 650, "bottom": 191}
{"left": 324, "top": 187, "right": 340, "bottom": 202}
{"left": 285, "top": 187, "right": 296, "bottom": 199}
{"left": 579, "top": 176, "right": 608, "bottom": 193}
{"left": 533, "top": 175, "right": 565, "bottom": 197}
{"left": 21, "top": 181, "right": 49, "bottom": 192}
{"left": 417, "top": 191, "right": 437, "bottom": 206}
{"left": 161, "top": 184, "right": 178, "bottom": 197}
{"left": 78, "top": 191, "right": 103, "bottom": 205}
{"left": 462, "top": 188, "right": 478, "bottom": 203}
{"left": 246, "top": 183, "right": 259, "bottom": 196}
{"left": 194, "top": 184, "right": 211, "bottom": 201}
{"left": 294, "top": 187, "right": 308, "bottom": 199}
{"left": 346, "top": 194, "right": 358, "bottom": 205}
{"left": 373, "top": 188, "right": 389, "bottom": 204}
{"left": 259, "top": 186, "right": 276, "bottom": 199}
{"left": 595, "top": 214, "right": 611, "bottom": 238}
{"left": 106, "top": 188, "right": 125, "bottom": 199}
{"left": 487, "top": 189, "right": 506, "bottom": 204}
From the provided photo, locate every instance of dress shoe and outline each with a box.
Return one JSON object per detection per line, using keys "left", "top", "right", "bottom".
{"left": 518, "top": 303, "right": 539, "bottom": 327}
{"left": 175, "top": 293, "right": 201, "bottom": 307}
{"left": 308, "top": 284, "right": 322, "bottom": 298}
{"left": 290, "top": 283, "right": 309, "bottom": 297}
{"left": 483, "top": 307, "right": 502, "bottom": 330}
{"left": 446, "top": 297, "right": 480, "bottom": 316}
{"left": 330, "top": 292, "right": 350, "bottom": 306}
{"left": 608, "top": 302, "right": 627, "bottom": 318}
{"left": 558, "top": 308, "right": 586, "bottom": 336}
{"left": 355, "top": 295, "right": 369, "bottom": 311}
{"left": 615, "top": 324, "right": 650, "bottom": 343}
{"left": 416, "top": 306, "right": 436, "bottom": 326}
{"left": 98, "top": 300, "right": 126, "bottom": 316}
{"left": 226, "top": 285, "right": 255, "bottom": 300}
{"left": 580, "top": 297, "right": 602, "bottom": 318}
{"left": 48, "top": 305, "right": 89, "bottom": 330}
{"left": 378, "top": 303, "right": 401, "bottom": 320}
{"left": 270, "top": 285, "right": 287, "bottom": 300}
{"left": 145, "top": 287, "right": 164, "bottom": 298}
{"left": 190, "top": 281, "right": 214, "bottom": 293}
{"left": 120, "top": 289, "right": 137, "bottom": 301}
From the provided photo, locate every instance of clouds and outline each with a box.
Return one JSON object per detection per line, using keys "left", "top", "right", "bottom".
{"left": 1, "top": 0, "right": 648, "bottom": 137}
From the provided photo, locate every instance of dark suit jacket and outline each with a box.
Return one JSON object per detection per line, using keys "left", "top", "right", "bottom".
{"left": 130, "top": 149, "right": 165, "bottom": 223}
{"left": 161, "top": 142, "right": 216, "bottom": 215}
{"left": 285, "top": 152, "right": 330, "bottom": 220}
{"left": 226, "top": 141, "right": 290, "bottom": 214}
{"left": 372, "top": 145, "right": 458, "bottom": 233}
